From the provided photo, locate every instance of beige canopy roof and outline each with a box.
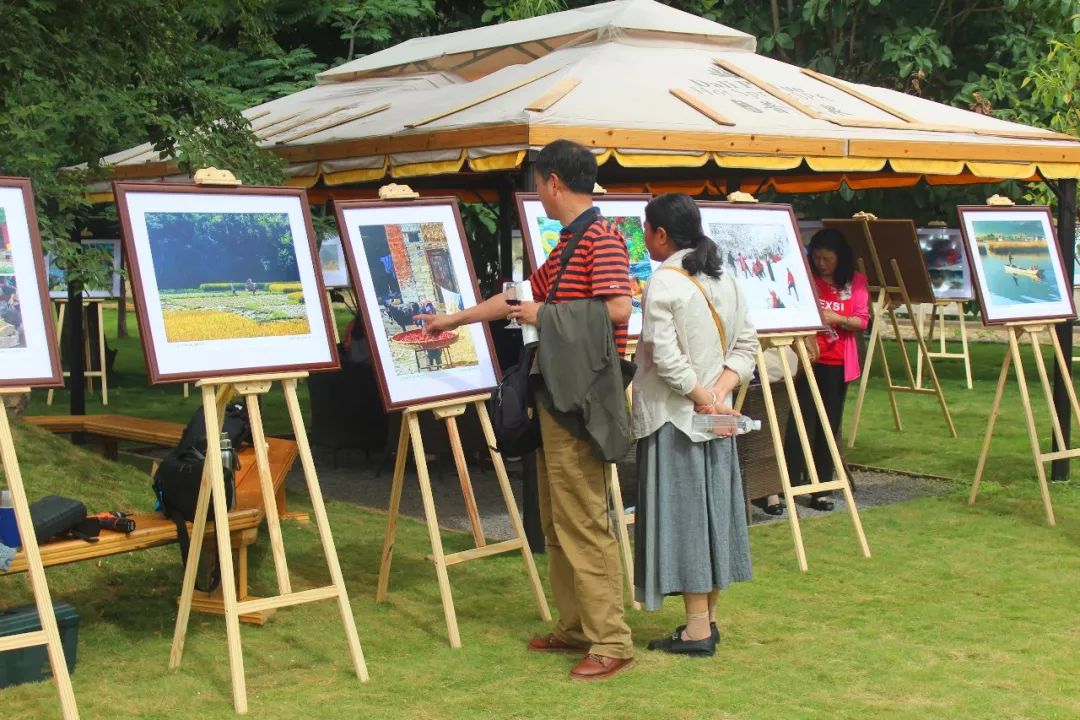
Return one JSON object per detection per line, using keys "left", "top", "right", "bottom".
{"left": 93, "top": 0, "right": 1080, "bottom": 200}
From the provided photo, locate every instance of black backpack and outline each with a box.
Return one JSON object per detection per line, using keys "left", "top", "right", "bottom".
{"left": 152, "top": 403, "right": 249, "bottom": 590}
{"left": 488, "top": 221, "right": 590, "bottom": 456}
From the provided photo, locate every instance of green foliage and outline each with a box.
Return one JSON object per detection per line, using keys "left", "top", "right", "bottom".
{"left": 328, "top": 0, "right": 437, "bottom": 61}
{"left": 0, "top": 0, "right": 290, "bottom": 290}
{"left": 481, "top": 0, "right": 566, "bottom": 24}
{"left": 1024, "top": 27, "right": 1080, "bottom": 135}
{"left": 459, "top": 202, "right": 502, "bottom": 296}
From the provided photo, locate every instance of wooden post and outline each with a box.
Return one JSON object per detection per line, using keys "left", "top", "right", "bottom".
{"left": 169, "top": 372, "right": 368, "bottom": 714}
{"left": 970, "top": 322, "right": 1080, "bottom": 526}
{"left": 753, "top": 335, "right": 870, "bottom": 571}
{"left": 376, "top": 394, "right": 550, "bottom": 648}
{"left": 0, "top": 389, "right": 80, "bottom": 720}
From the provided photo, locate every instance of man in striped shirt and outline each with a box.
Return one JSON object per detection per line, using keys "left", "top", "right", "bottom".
{"left": 420, "top": 140, "right": 634, "bottom": 680}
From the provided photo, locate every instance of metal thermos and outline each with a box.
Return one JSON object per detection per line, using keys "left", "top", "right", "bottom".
{"left": 220, "top": 432, "right": 240, "bottom": 475}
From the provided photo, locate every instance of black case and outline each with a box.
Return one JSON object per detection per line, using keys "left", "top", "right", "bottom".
{"left": 29, "top": 495, "right": 87, "bottom": 542}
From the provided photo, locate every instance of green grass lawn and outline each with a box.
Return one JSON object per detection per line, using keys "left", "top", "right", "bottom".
{"left": 844, "top": 331, "right": 1078, "bottom": 486}
{"left": 2, "top": 423, "right": 1080, "bottom": 719}
{"left": 5, "top": 309, "right": 1080, "bottom": 717}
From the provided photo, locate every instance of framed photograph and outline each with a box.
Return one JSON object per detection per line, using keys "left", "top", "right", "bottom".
{"left": 318, "top": 234, "right": 350, "bottom": 288}
{"left": 0, "top": 177, "right": 62, "bottom": 388}
{"left": 697, "top": 202, "right": 825, "bottom": 334}
{"left": 334, "top": 197, "right": 499, "bottom": 411}
{"left": 917, "top": 227, "right": 974, "bottom": 301}
{"left": 46, "top": 238, "right": 123, "bottom": 299}
{"left": 113, "top": 182, "right": 338, "bottom": 384}
{"left": 516, "top": 193, "right": 654, "bottom": 338}
{"left": 956, "top": 205, "right": 1075, "bottom": 325}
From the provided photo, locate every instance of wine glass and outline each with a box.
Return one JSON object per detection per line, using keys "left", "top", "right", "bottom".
{"left": 503, "top": 281, "right": 522, "bottom": 329}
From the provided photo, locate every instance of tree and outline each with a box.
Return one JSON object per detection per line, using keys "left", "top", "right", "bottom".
{"left": 0, "top": 1, "right": 294, "bottom": 294}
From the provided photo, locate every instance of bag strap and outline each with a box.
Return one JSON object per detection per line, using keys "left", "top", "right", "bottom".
{"left": 545, "top": 218, "right": 593, "bottom": 303}
{"left": 660, "top": 265, "right": 728, "bottom": 350}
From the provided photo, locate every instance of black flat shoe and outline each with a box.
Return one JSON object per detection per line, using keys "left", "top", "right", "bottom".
{"left": 809, "top": 496, "right": 835, "bottom": 512}
{"left": 647, "top": 627, "right": 716, "bottom": 657}
{"left": 673, "top": 622, "right": 720, "bottom": 644}
{"left": 763, "top": 502, "right": 785, "bottom": 516}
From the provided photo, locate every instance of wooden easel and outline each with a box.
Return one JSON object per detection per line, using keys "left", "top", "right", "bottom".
{"left": 970, "top": 321, "right": 1080, "bottom": 526}
{"left": 170, "top": 372, "right": 368, "bottom": 713}
{"left": 741, "top": 335, "right": 871, "bottom": 571}
{"left": 46, "top": 298, "right": 109, "bottom": 406}
{"left": 0, "top": 388, "right": 80, "bottom": 719}
{"left": 376, "top": 394, "right": 551, "bottom": 648}
{"left": 916, "top": 300, "right": 973, "bottom": 389}
{"left": 612, "top": 337, "right": 637, "bottom": 610}
{"left": 841, "top": 218, "right": 957, "bottom": 448}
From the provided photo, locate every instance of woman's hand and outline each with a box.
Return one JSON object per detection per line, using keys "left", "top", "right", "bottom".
{"left": 822, "top": 309, "right": 844, "bottom": 326}
{"left": 805, "top": 335, "right": 820, "bottom": 363}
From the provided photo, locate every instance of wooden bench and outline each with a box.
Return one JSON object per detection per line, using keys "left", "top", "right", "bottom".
{"left": 5, "top": 415, "right": 301, "bottom": 624}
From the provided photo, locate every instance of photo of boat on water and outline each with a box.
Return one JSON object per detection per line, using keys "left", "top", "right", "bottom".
{"left": 957, "top": 207, "right": 1075, "bottom": 324}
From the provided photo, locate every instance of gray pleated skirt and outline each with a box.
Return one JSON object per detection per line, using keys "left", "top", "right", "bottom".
{"left": 634, "top": 422, "right": 752, "bottom": 611}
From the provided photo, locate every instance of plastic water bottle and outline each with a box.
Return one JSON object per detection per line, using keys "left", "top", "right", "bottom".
{"left": 692, "top": 414, "right": 762, "bottom": 436}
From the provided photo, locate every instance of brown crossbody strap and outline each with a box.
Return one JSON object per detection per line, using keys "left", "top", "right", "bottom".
{"left": 659, "top": 265, "right": 728, "bottom": 350}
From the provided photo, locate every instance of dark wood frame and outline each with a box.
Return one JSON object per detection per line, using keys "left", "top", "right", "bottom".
{"left": 333, "top": 196, "right": 501, "bottom": 411}
{"left": 514, "top": 192, "right": 653, "bottom": 274}
{"left": 113, "top": 181, "right": 340, "bottom": 384}
{"left": 0, "top": 177, "right": 62, "bottom": 388}
{"left": 697, "top": 201, "right": 827, "bottom": 335}
{"left": 956, "top": 204, "right": 1076, "bottom": 326}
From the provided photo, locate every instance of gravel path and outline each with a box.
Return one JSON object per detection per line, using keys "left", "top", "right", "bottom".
{"left": 288, "top": 450, "right": 954, "bottom": 542}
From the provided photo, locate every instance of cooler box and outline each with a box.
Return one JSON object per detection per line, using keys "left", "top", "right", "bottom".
{"left": 0, "top": 602, "right": 78, "bottom": 689}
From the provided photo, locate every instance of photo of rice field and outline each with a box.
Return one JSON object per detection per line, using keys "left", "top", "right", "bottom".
{"left": 356, "top": 221, "right": 480, "bottom": 377}
{"left": 1, "top": 208, "right": 27, "bottom": 349}
{"left": 144, "top": 211, "right": 312, "bottom": 343}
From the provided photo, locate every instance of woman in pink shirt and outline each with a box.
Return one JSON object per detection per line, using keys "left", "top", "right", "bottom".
{"left": 782, "top": 229, "right": 869, "bottom": 511}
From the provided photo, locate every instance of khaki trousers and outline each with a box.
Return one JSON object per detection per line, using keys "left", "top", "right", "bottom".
{"left": 536, "top": 402, "right": 633, "bottom": 659}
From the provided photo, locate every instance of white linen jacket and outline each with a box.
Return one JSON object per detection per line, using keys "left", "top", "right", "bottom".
{"left": 631, "top": 248, "right": 759, "bottom": 442}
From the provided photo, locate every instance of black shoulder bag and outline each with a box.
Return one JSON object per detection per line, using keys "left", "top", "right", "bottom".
{"left": 488, "top": 222, "right": 590, "bottom": 456}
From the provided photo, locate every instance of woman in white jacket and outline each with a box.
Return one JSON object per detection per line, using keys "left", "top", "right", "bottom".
{"left": 632, "top": 193, "right": 758, "bottom": 657}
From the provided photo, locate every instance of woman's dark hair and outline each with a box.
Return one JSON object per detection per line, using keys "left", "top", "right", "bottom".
{"left": 644, "top": 193, "right": 722, "bottom": 278}
{"left": 534, "top": 140, "right": 597, "bottom": 194}
{"left": 808, "top": 228, "right": 856, "bottom": 288}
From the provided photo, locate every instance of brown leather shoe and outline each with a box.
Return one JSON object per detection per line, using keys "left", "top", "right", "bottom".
{"left": 527, "top": 633, "right": 583, "bottom": 653}
{"left": 569, "top": 653, "right": 634, "bottom": 681}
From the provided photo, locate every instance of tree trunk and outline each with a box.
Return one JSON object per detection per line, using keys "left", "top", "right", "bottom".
{"left": 117, "top": 275, "right": 129, "bottom": 339}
